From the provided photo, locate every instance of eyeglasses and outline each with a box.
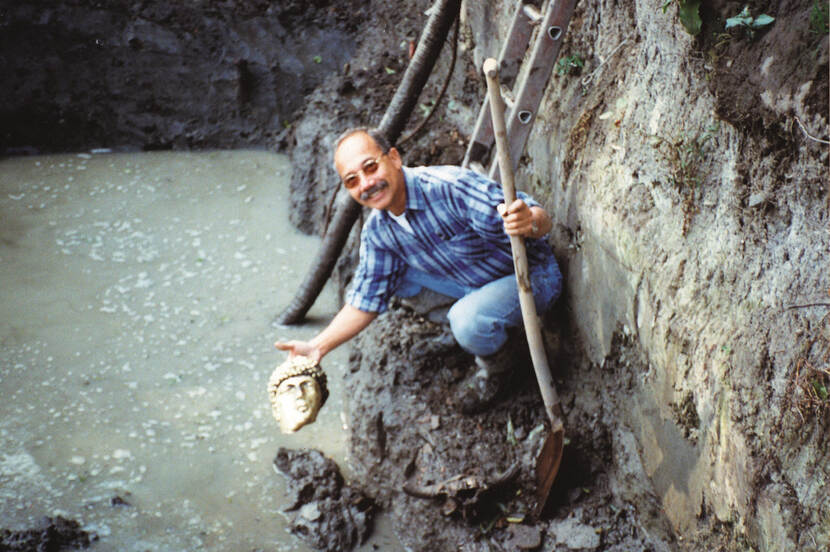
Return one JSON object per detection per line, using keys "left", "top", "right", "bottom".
{"left": 341, "top": 153, "right": 385, "bottom": 189}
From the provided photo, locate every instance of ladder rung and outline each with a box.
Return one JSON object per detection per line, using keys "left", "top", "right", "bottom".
{"left": 469, "top": 160, "right": 486, "bottom": 175}
{"left": 501, "top": 86, "right": 515, "bottom": 110}
{"left": 522, "top": 4, "right": 542, "bottom": 24}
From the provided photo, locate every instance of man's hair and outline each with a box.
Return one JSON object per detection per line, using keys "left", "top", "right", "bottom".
{"left": 332, "top": 127, "right": 391, "bottom": 170}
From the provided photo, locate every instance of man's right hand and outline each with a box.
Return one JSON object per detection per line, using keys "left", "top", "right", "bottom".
{"left": 274, "top": 340, "right": 322, "bottom": 364}
{"left": 273, "top": 304, "right": 377, "bottom": 366}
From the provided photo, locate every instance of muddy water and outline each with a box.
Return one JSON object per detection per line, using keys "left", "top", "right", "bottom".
{"left": 0, "top": 151, "right": 402, "bottom": 551}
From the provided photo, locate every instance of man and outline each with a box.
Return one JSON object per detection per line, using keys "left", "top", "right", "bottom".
{"left": 276, "top": 127, "right": 562, "bottom": 412}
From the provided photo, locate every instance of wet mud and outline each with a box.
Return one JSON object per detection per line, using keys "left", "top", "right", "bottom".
{"left": 1, "top": 516, "right": 96, "bottom": 552}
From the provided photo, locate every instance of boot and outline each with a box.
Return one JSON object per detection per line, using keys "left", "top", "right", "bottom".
{"left": 456, "top": 344, "right": 515, "bottom": 415}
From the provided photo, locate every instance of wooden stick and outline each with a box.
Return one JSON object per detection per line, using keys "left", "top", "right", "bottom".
{"left": 483, "top": 58, "right": 561, "bottom": 425}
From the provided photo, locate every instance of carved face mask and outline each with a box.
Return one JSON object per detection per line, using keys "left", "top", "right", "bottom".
{"left": 268, "top": 356, "right": 329, "bottom": 434}
{"left": 274, "top": 374, "right": 322, "bottom": 433}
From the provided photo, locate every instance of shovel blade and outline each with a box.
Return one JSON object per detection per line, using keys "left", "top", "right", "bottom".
{"left": 534, "top": 426, "right": 564, "bottom": 517}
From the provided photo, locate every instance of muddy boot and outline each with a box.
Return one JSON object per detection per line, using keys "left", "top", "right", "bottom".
{"left": 456, "top": 345, "right": 514, "bottom": 415}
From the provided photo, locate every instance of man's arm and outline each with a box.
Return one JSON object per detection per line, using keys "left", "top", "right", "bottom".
{"left": 498, "top": 199, "right": 552, "bottom": 239}
{"left": 275, "top": 304, "right": 378, "bottom": 363}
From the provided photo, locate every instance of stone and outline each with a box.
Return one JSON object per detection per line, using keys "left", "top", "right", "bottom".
{"left": 273, "top": 448, "right": 374, "bottom": 552}
{"left": 504, "top": 524, "right": 543, "bottom": 550}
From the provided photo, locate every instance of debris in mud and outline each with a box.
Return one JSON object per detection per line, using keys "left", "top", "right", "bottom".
{"left": 0, "top": 516, "right": 97, "bottom": 552}
{"left": 273, "top": 448, "right": 375, "bottom": 552}
{"left": 402, "top": 462, "right": 520, "bottom": 522}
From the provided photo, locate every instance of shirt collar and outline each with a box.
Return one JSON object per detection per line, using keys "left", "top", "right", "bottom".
{"left": 402, "top": 167, "right": 427, "bottom": 212}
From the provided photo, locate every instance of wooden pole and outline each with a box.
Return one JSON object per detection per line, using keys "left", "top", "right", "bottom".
{"left": 483, "top": 57, "right": 561, "bottom": 426}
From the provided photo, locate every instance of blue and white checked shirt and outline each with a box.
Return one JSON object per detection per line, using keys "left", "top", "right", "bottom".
{"left": 346, "top": 165, "right": 555, "bottom": 313}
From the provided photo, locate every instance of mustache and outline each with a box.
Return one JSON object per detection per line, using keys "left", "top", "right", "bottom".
{"left": 359, "top": 180, "right": 389, "bottom": 201}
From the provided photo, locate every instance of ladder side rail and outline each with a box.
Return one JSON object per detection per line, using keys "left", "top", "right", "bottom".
{"left": 462, "top": 1, "right": 536, "bottom": 170}
{"left": 488, "top": 0, "right": 577, "bottom": 181}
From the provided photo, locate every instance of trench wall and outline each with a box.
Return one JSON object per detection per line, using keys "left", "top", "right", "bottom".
{"left": 0, "top": 1, "right": 361, "bottom": 154}
{"left": 463, "top": 0, "right": 828, "bottom": 550}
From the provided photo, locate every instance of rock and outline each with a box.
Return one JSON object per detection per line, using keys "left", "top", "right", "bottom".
{"left": 550, "top": 515, "right": 601, "bottom": 550}
{"left": 273, "top": 448, "right": 374, "bottom": 552}
{"left": 505, "top": 524, "right": 543, "bottom": 550}
{"left": 747, "top": 192, "right": 767, "bottom": 207}
{"left": 0, "top": 516, "right": 97, "bottom": 551}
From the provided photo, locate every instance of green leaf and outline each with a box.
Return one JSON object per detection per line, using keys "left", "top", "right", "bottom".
{"left": 678, "top": 0, "right": 702, "bottom": 35}
{"left": 726, "top": 6, "right": 750, "bottom": 28}
{"left": 813, "top": 380, "right": 829, "bottom": 401}
{"left": 312, "top": 55, "right": 322, "bottom": 64}
{"left": 506, "top": 415, "right": 517, "bottom": 446}
{"left": 751, "top": 14, "right": 775, "bottom": 28}
{"left": 384, "top": 66, "right": 396, "bottom": 74}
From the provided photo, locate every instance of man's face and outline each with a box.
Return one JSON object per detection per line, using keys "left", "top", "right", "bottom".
{"left": 275, "top": 374, "right": 322, "bottom": 433}
{"left": 334, "top": 131, "right": 406, "bottom": 215}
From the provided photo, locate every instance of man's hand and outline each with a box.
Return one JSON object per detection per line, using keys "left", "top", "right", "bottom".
{"left": 497, "top": 199, "right": 550, "bottom": 238}
{"left": 274, "top": 305, "right": 377, "bottom": 365}
{"left": 274, "top": 339, "right": 322, "bottom": 364}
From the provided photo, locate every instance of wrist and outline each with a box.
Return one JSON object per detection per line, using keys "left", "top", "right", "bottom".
{"left": 308, "top": 337, "right": 326, "bottom": 359}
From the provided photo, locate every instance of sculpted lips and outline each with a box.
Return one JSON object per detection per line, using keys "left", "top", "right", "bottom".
{"left": 360, "top": 180, "right": 389, "bottom": 201}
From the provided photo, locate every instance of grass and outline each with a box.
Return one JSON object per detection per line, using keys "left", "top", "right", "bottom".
{"left": 650, "top": 122, "right": 720, "bottom": 235}
{"left": 788, "top": 307, "right": 830, "bottom": 423}
{"left": 811, "top": 0, "right": 829, "bottom": 35}
{"left": 556, "top": 53, "right": 584, "bottom": 76}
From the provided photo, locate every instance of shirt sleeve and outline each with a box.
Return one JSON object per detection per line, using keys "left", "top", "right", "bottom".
{"left": 441, "top": 167, "right": 540, "bottom": 243}
{"left": 345, "top": 225, "right": 405, "bottom": 314}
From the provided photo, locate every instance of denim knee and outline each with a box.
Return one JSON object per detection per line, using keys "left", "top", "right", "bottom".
{"left": 447, "top": 300, "right": 508, "bottom": 356}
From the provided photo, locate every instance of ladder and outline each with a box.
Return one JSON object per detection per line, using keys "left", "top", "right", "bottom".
{"left": 462, "top": 0, "right": 576, "bottom": 180}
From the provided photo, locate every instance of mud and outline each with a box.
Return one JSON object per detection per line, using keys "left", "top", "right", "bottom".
{"left": 0, "top": 516, "right": 96, "bottom": 552}
{"left": 0, "top": 0, "right": 364, "bottom": 154}
{"left": 273, "top": 448, "right": 374, "bottom": 552}
{"left": 339, "top": 299, "right": 677, "bottom": 551}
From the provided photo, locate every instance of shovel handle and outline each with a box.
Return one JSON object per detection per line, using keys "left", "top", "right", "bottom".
{"left": 483, "top": 58, "right": 561, "bottom": 425}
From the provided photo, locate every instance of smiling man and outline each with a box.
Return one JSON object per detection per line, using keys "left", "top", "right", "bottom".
{"left": 276, "top": 127, "right": 562, "bottom": 413}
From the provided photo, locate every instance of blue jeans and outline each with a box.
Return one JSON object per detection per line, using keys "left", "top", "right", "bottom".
{"left": 396, "top": 259, "right": 562, "bottom": 356}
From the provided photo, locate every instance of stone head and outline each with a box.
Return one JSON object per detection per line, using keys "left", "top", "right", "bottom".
{"left": 268, "top": 356, "right": 329, "bottom": 433}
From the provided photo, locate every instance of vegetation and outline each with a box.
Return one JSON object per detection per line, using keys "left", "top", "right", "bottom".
{"left": 788, "top": 305, "right": 830, "bottom": 423}
{"left": 811, "top": 0, "right": 829, "bottom": 35}
{"left": 555, "top": 53, "right": 584, "bottom": 76}
{"left": 650, "top": 123, "right": 720, "bottom": 235}
{"left": 725, "top": 6, "right": 775, "bottom": 38}
{"left": 662, "top": 0, "right": 702, "bottom": 36}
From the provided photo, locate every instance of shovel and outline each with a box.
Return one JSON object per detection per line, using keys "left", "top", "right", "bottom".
{"left": 483, "top": 57, "right": 565, "bottom": 518}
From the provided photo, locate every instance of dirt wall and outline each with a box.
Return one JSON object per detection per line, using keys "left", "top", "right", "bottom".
{"left": 461, "top": 0, "right": 827, "bottom": 549}
{"left": 0, "top": 0, "right": 363, "bottom": 154}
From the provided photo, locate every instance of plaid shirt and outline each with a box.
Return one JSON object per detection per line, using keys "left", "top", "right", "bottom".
{"left": 346, "top": 165, "right": 555, "bottom": 313}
